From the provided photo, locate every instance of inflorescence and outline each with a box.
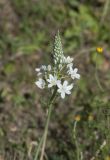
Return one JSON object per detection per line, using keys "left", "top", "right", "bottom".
{"left": 35, "top": 31, "right": 80, "bottom": 99}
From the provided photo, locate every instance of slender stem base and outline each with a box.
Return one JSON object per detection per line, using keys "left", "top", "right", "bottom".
{"left": 73, "top": 121, "right": 80, "bottom": 160}
{"left": 34, "top": 87, "right": 57, "bottom": 160}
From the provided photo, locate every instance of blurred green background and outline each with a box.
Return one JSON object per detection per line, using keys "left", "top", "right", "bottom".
{"left": 0, "top": 0, "right": 110, "bottom": 159}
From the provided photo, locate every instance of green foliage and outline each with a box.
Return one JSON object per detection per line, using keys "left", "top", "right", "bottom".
{"left": 4, "top": 63, "right": 15, "bottom": 74}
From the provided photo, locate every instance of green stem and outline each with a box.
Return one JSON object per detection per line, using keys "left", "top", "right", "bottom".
{"left": 100, "top": 0, "right": 110, "bottom": 25}
{"left": 34, "top": 87, "right": 57, "bottom": 160}
{"left": 73, "top": 121, "right": 80, "bottom": 160}
{"left": 95, "top": 54, "right": 104, "bottom": 92}
{"left": 39, "top": 101, "right": 53, "bottom": 160}
{"left": 34, "top": 135, "right": 44, "bottom": 160}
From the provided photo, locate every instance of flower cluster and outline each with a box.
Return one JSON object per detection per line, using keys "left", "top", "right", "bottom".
{"left": 35, "top": 32, "right": 80, "bottom": 99}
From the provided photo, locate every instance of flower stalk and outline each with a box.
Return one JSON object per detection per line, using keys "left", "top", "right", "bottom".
{"left": 34, "top": 87, "right": 57, "bottom": 160}
{"left": 39, "top": 87, "right": 57, "bottom": 160}
{"left": 73, "top": 121, "right": 81, "bottom": 160}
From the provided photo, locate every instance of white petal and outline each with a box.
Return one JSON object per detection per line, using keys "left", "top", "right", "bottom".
{"left": 35, "top": 81, "right": 39, "bottom": 86}
{"left": 71, "top": 75, "right": 75, "bottom": 80}
{"left": 37, "top": 72, "right": 42, "bottom": 76}
{"left": 57, "top": 88, "right": 61, "bottom": 93}
{"left": 67, "top": 84, "right": 73, "bottom": 90}
{"left": 49, "top": 74, "right": 54, "bottom": 80}
{"left": 65, "top": 90, "right": 71, "bottom": 94}
{"left": 54, "top": 76, "right": 57, "bottom": 81}
{"left": 35, "top": 78, "right": 45, "bottom": 89}
{"left": 67, "top": 66, "right": 74, "bottom": 75}
{"left": 74, "top": 68, "right": 78, "bottom": 73}
{"left": 61, "top": 92, "right": 65, "bottom": 99}
{"left": 64, "top": 56, "right": 73, "bottom": 64}
{"left": 76, "top": 74, "right": 80, "bottom": 79}
{"left": 57, "top": 83, "right": 62, "bottom": 89}
{"left": 35, "top": 68, "right": 40, "bottom": 72}
{"left": 56, "top": 80, "right": 61, "bottom": 86}
{"left": 63, "top": 81, "right": 68, "bottom": 87}
{"left": 35, "top": 81, "right": 42, "bottom": 89}
{"left": 41, "top": 65, "right": 46, "bottom": 70}
{"left": 67, "top": 63, "right": 73, "bottom": 68}
{"left": 48, "top": 84, "right": 52, "bottom": 88}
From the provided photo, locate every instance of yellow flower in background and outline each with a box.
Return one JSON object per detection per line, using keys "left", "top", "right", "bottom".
{"left": 74, "top": 115, "right": 81, "bottom": 122}
{"left": 96, "top": 47, "right": 103, "bottom": 53}
{"left": 88, "top": 115, "right": 94, "bottom": 121}
{"left": 105, "top": 156, "right": 110, "bottom": 160}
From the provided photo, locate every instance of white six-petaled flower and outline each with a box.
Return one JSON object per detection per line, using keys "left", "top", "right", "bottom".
{"left": 47, "top": 74, "right": 60, "bottom": 88}
{"left": 69, "top": 67, "right": 80, "bottom": 80}
{"left": 57, "top": 81, "right": 73, "bottom": 99}
{"left": 35, "top": 78, "right": 45, "bottom": 89}
{"left": 41, "top": 65, "right": 47, "bottom": 71}
{"left": 64, "top": 56, "right": 73, "bottom": 64}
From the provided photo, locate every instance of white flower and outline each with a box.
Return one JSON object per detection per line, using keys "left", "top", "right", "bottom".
{"left": 67, "top": 63, "right": 73, "bottom": 68}
{"left": 47, "top": 74, "right": 60, "bottom": 88}
{"left": 64, "top": 56, "right": 73, "bottom": 64}
{"left": 67, "top": 66, "right": 73, "bottom": 74}
{"left": 35, "top": 68, "right": 42, "bottom": 76}
{"left": 63, "top": 56, "right": 74, "bottom": 68}
{"left": 35, "top": 68, "right": 40, "bottom": 72}
{"left": 35, "top": 78, "right": 45, "bottom": 89}
{"left": 41, "top": 65, "right": 47, "bottom": 71}
{"left": 57, "top": 81, "right": 73, "bottom": 99}
{"left": 68, "top": 67, "right": 80, "bottom": 80}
